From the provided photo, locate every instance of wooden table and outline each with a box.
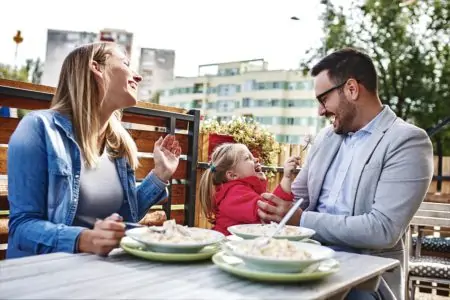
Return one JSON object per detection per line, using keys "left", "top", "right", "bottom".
{"left": 0, "top": 249, "right": 399, "bottom": 300}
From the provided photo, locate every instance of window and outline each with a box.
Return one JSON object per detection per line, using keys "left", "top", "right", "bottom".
{"left": 193, "top": 83, "right": 204, "bottom": 94}
{"left": 242, "top": 98, "right": 251, "bottom": 107}
{"left": 217, "top": 84, "right": 237, "bottom": 96}
{"left": 243, "top": 114, "right": 254, "bottom": 121}
{"left": 217, "top": 85, "right": 229, "bottom": 96}
{"left": 271, "top": 99, "right": 280, "bottom": 107}
{"left": 242, "top": 80, "right": 256, "bottom": 91}
{"left": 192, "top": 99, "right": 202, "bottom": 109}
{"left": 286, "top": 118, "right": 294, "bottom": 125}
{"left": 217, "top": 116, "right": 231, "bottom": 122}
{"left": 216, "top": 100, "right": 235, "bottom": 112}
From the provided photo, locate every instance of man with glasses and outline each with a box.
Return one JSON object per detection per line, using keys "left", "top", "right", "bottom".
{"left": 257, "top": 48, "right": 433, "bottom": 300}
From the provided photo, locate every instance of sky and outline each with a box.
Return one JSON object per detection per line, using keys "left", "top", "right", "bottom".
{"left": 0, "top": 0, "right": 341, "bottom": 77}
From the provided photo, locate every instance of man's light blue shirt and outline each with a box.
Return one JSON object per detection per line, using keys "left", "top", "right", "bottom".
{"left": 301, "top": 107, "right": 385, "bottom": 226}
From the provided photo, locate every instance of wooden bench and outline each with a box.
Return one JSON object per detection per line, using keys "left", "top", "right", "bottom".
{"left": 0, "top": 79, "right": 201, "bottom": 259}
{"left": 408, "top": 202, "right": 450, "bottom": 299}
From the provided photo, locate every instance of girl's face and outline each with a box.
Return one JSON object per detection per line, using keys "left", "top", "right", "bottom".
{"left": 226, "top": 145, "right": 257, "bottom": 180}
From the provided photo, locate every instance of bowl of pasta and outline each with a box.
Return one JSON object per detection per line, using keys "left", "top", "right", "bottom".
{"left": 227, "top": 223, "right": 315, "bottom": 241}
{"left": 125, "top": 220, "right": 225, "bottom": 253}
{"left": 223, "top": 238, "right": 335, "bottom": 273}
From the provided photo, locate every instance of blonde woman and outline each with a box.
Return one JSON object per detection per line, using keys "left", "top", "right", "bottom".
{"left": 6, "top": 42, "right": 181, "bottom": 259}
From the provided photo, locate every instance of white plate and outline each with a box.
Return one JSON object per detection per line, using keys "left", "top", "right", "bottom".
{"left": 228, "top": 224, "right": 315, "bottom": 241}
{"left": 125, "top": 226, "right": 225, "bottom": 253}
{"left": 223, "top": 239, "right": 335, "bottom": 273}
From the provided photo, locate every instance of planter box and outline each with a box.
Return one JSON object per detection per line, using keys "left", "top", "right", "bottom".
{"left": 207, "top": 133, "right": 263, "bottom": 162}
{"left": 207, "top": 133, "right": 236, "bottom": 160}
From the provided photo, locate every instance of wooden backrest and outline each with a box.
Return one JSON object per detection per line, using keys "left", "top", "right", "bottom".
{"left": 0, "top": 79, "right": 201, "bottom": 226}
{"left": 412, "top": 202, "right": 450, "bottom": 228}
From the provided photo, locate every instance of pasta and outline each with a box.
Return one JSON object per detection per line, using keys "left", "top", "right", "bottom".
{"left": 137, "top": 220, "right": 214, "bottom": 244}
{"left": 237, "top": 238, "right": 312, "bottom": 260}
{"left": 236, "top": 223, "right": 303, "bottom": 236}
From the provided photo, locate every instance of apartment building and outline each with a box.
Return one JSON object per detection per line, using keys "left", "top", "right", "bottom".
{"left": 158, "top": 59, "right": 326, "bottom": 144}
{"left": 42, "top": 28, "right": 133, "bottom": 87}
{"left": 137, "top": 48, "right": 175, "bottom": 101}
{"left": 42, "top": 29, "right": 98, "bottom": 87}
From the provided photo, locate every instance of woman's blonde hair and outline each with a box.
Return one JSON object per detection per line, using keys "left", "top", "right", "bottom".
{"left": 198, "top": 143, "right": 245, "bottom": 224}
{"left": 50, "top": 42, "right": 139, "bottom": 169}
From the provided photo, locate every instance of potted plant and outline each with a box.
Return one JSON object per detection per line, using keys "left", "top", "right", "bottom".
{"left": 200, "top": 116, "right": 281, "bottom": 176}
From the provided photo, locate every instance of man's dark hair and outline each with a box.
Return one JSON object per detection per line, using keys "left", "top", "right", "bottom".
{"left": 311, "top": 48, "right": 378, "bottom": 94}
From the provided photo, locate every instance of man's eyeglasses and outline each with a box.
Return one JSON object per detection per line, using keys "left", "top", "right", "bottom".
{"left": 316, "top": 81, "right": 347, "bottom": 106}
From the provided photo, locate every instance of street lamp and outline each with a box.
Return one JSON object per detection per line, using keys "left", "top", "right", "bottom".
{"left": 13, "top": 30, "right": 23, "bottom": 67}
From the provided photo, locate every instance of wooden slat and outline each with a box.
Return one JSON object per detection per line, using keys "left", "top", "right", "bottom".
{"left": 169, "top": 184, "right": 186, "bottom": 205}
{"left": 129, "top": 130, "right": 188, "bottom": 154}
{"left": 0, "top": 177, "right": 7, "bottom": 211}
{"left": 157, "top": 184, "right": 186, "bottom": 206}
{"left": 136, "top": 158, "right": 187, "bottom": 181}
{"left": 0, "top": 79, "right": 56, "bottom": 93}
{"left": 415, "top": 210, "right": 450, "bottom": 219}
{"left": 425, "top": 192, "right": 450, "bottom": 203}
{"left": 0, "top": 95, "right": 50, "bottom": 110}
{"left": 0, "top": 117, "right": 19, "bottom": 145}
{"left": 0, "top": 147, "right": 6, "bottom": 175}
{"left": 0, "top": 218, "right": 8, "bottom": 244}
{"left": 0, "top": 118, "right": 191, "bottom": 153}
{"left": 411, "top": 216, "right": 450, "bottom": 227}
{"left": 420, "top": 202, "right": 450, "bottom": 212}
{"left": 134, "top": 101, "right": 188, "bottom": 114}
{"left": 122, "top": 113, "right": 188, "bottom": 130}
{"left": 1, "top": 145, "right": 190, "bottom": 179}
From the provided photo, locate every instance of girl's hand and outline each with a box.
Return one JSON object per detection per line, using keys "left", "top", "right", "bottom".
{"left": 283, "top": 156, "right": 301, "bottom": 180}
{"left": 255, "top": 160, "right": 266, "bottom": 181}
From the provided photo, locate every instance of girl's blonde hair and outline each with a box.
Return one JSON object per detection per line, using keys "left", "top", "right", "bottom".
{"left": 50, "top": 42, "right": 139, "bottom": 169}
{"left": 198, "top": 143, "right": 246, "bottom": 223}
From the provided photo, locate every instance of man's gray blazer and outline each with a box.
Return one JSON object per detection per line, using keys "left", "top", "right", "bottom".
{"left": 292, "top": 106, "right": 434, "bottom": 300}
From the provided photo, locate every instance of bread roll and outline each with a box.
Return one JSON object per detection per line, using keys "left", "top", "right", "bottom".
{"left": 139, "top": 211, "right": 167, "bottom": 226}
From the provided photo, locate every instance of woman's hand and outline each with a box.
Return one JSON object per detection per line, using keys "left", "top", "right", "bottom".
{"left": 153, "top": 135, "right": 182, "bottom": 182}
{"left": 77, "top": 213, "right": 125, "bottom": 256}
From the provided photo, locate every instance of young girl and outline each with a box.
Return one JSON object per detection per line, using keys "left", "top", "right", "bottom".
{"left": 199, "top": 143, "right": 300, "bottom": 235}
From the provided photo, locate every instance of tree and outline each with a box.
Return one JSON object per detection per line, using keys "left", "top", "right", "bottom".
{"left": 0, "top": 58, "right": 44, "bottom": 118}
{"left": 0, "top": 64, "right": 29, "bottom": 82}
{"left": 302, "top": 0, "right": 450, "bottom": 154}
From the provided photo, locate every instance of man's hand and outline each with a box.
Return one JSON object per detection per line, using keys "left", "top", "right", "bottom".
{"left": 77, "top": 213, "right": 125, "bottom": 256}
{"left": 257, "top": 193, "right": 303, "bottom": 225}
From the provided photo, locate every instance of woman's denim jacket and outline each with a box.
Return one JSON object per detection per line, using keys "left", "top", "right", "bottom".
{"left": 6, "top": 110, "right": 168, "bottom": 259}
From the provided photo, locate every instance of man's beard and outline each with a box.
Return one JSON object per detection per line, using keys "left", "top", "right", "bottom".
{"left": 333, "top": 95, "right": 357, "bottom": 135}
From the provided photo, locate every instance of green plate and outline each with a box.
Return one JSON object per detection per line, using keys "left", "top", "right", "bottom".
{"left": 120, "top": 237, "right": 219, "bottom": 262}
{"left": 212, "top": 251, "right": 340, "bottom": 283}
